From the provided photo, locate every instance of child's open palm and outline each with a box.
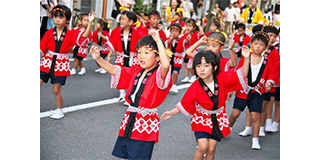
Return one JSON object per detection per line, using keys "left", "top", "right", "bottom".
{"left": 242, "top": 45, "right": 250, "bottom": 58}
{"left": 149, "top": 29, "right": 160, "bottom": 42}
{"left": 88, "top": 11, "right": 96, "bottom": 22}
{"left": 89, "top": 46, "right": 101, "bottom": 60}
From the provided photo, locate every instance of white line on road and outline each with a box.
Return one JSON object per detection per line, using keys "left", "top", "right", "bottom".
{"left": 40, "top": 83, "right": 192, "bottom": 118}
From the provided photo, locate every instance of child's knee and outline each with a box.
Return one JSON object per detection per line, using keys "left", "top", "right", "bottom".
{"left": 231, "top": 109, "right": 241, "bottom": 118}
{"left": 250, "top": 112, "right": 259, "bottom": 122}
{"left": 197, "top": 143, "right": 208, "bottom": 153}
{"left": 173, "top": 71, "right": 179, "bottom": 76}
{"left": 52, "top": 84, "right": 61, "bottom": 95}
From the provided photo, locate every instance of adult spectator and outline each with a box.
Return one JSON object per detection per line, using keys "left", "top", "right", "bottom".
{"left": 214, "top": 3, "right": 220, "bottom": 18}
{"left": 165, "top": 0, "right": 187, "bottom": 24}
{"left": 233, "top": 1, "right": 241, "bottom": 31}
{"left": 240, "top": 0, "right": 264, "bottom": 24}
{"left": 224, "top": 3, "right": 236, "bottom": 36}
{"left": 183, "top": 0, "right": 194, "bottom": 20}
{"left": 196, "top": 1, "right": 204, "bottom": 20}
{"left": 40, "top": 0, "right": 52, "bottom": 40}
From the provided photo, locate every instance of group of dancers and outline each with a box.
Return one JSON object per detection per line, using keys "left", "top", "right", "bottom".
{"left": 40, "top": 4, "right": 280, "bottom": 160}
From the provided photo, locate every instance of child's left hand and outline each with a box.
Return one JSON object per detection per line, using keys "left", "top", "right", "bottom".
{"left": 88, "top": 11, "right": 96, "bottom": 23}
{"left": 149, "top": 29, "right": 161, "bottom": 43}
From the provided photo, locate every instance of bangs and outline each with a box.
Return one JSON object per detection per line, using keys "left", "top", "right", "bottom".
{"left": 193, "top": 50, "right": 221, "bottom": 76}
{"left": 53, "top": 10, "right": 66, "bottom": 18}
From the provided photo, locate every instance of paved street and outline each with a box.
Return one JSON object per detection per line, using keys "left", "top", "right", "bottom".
{"left": 40, "top": 45, "right": 280, "bottom": 159}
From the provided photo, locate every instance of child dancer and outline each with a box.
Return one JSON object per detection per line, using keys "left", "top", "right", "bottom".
{"left": 186, "top": 32, "right": 238, "bottom": 73}
{"left": 165, "top": 23, "right": 185, "bottom": 93}
{"left": 91, "top": 18, "right": 114, "bottom": 74}
{"left": 181, "top": 19, "right": 204, "bottom": 83}
{"left": 70, "top": 14, "right": 91, "bottom": 75}
{"left": 110, "top": 11, "right": 144, "bottom": 101}
{"left": 161, "top": 48, "right": 250, "bottom": 159}
{"left": 140, "top": 10, "right": 168, "bottom": 41}
{"left": 228, "top": 31, "right": 277, "bottom": 149}
{"left": 40, "top": 5, "right": 95, "bottom": 119}
{"left": 90, "top": 30, "right": 172, "bottom": 160}
{"left": 231, "top": 23, "right": 251, "bottom": 58}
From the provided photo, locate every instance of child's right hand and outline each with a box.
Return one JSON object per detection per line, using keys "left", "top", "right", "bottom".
{"left": 89, "top": 46, "right": 101, "bottom": 60}
{"left": 161, "top": 111, "right": 173, "bottom": 121}
{"left": 241, "top": 45, "right": 250, "bottom": 58}
{"left": 228, "top": 39, "right": 235, "bottom": 50}
{"left": 199, "top": 36, "right": 208, "bottom": 44}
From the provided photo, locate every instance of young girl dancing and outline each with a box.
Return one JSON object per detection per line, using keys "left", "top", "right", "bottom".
{"left": 90, "top": 30, "right": 172, "bottom": 160}
{"left": 161, "top": 47, "right": 250, "bottom": 159}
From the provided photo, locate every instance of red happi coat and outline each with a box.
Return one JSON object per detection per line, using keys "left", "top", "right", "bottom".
{"left": 139, "top": 26, "right": 168, "bottom": 41}
{"left": 110, "top": 65, "right": 172, "bottom": 143}
{"left": 165, "top": 37, "right": 186, "bottom": 69}
{"left": 176, "top": 68, "right": 246, "bottom": 138}
{"left": 90, "top": 30, "right": 114, "bottom": 54}
{"left": 110, "top": 28, "right": 144, "bottom": 67}
{"left": 72, "top": 27, "right": 92, "bottom": 58}
{"left": 40, "top": 27, "right": 86, "bottom": 76}
{"left": 234, "top": 51, "right": 278, "bottom": 100}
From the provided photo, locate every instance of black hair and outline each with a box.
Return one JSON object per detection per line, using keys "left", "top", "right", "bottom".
{"left": 208, "top": 32, "right": 226, "bottom": 46}
{"left": 136, "top": 35, "right": 166, "bottom": 57}
{"left": 148, "top": 10, "right": 160, "bottom": 18}
{"left": 237, "top": 23, "right": 246, "bottom": 30}
{"left": 51, "top": 5, "right": 71, "bottom": 21}
{"left": 186, "top": 18, "right": 197, "bottom": 28}
{"left": 121, "top": 11, "right": 137, "bottom": 23}
{"left": 252, "top": 24, "right": 263, "bottom": 34}
{"left": 263, "top": 25, "right": 279, "bottom": 35}
{"left": 97, "top": 19, "right": 109, "bottom": 31}
{"left": 251, "top": 31, "right": 269, "bottom": 46}
{"left": 169, "top": 23, "right": 182, "bottom": 33}
{"left": 193, "top": 50, "right": 221, "bottom": 77}
{"left": 212, "top": 18, "right": 221, "bottom": 29}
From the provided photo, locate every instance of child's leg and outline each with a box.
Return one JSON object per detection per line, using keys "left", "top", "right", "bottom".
{"left": 184, "top": 62, "right": 189, "bottom": 78}
{"left": 53, "top": 83, "right": 63, "bottom": 109}
{"left": 40, "top": 79, "right": 43, "bottom": 85}
{"left": 194, "top": 138, "right": 209, "bottom": 160}
{"left": 274, "top": 100, "right": 280, "bottom": 123}
{"left": 265, "top": 96, "right": 275, "bottom": 131}
{"left": 79, "top": 60, "right": 84, "bottom": 68}
{"left": 73, "top": 58, "right": 79, "bottom": 69}
{"left": 205, "top": 139, "right": 218, "bottom": 160}
{"left": 250, "top": 111, "right": 260, "bottom": 138}
{"left": 172, "top": 70, "right": 179, "bottom": 85}
{"left": 229, "top": 108, "right": 242, "bottom": 127}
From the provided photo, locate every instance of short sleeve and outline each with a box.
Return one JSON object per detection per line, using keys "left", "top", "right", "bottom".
{"left": 175, "top": 82, "right": 197, "bottom": 118}
{"left": 110, "top": 65, "right": 135, "bottom": 89}
{"left": 156, "top": 64, "right": 172, "bottom": 90}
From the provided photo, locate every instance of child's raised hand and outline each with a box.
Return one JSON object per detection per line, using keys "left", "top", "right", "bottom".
{"left": 149, "top": 29, "right": 160, "bottom": 42}
{"left": 196, "top": 20, "right": 201, "bottom": 27}
{"left": 161, "top": 111, "right": 173, "bottom": 121}
{"left": 228, "top": 39, "right": 235, "bottom": 50}
{"left": 89, "top": 46, "right": 101, "bottom": 60}
{"left": 200, "top": 36, "right": 208, "bottom": 44}
{"left": 88, "top": 11, "right": 96, "bottom": 22}
{"left": 241, "top": 45, "right": 250, "bottom": 58}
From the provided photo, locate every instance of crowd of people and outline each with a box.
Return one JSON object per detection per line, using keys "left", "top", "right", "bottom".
{"left": 40, "top": 0, "right": 280, "bottom": 159}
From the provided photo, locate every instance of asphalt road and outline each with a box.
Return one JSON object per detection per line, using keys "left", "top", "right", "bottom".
{"left": 40, "top": 45, "right": 280, "bottom": 159}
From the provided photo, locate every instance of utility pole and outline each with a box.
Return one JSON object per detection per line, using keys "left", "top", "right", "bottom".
{"left": 205, "top": 0, "right": 215, "bottom": 33}
{"left": 102, "top": 0, "right": 108, "bottom": 19}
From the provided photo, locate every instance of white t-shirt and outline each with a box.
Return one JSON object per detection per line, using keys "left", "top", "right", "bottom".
{"left": 250, "top": 57, "right": 264, "bottom": 82}
{"left": 123, "top": 35, "right": 128, "bottom": 49}
{"left": 224, "top": 7, "right": 235, "bottom": 22}
{"left": 206, "top": 81, "right": 215, "bottom": 93}
{"left": 182, "top": 1, "right": 194, "bottom": 18}
{"left": 234, "top": 7, "right": 241, "bottom": 21}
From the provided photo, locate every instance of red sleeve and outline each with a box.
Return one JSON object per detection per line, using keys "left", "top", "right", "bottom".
{"left": 220, "top": 67, "right": 246, "bottom": 92}
{"left": 243, "top": 35, "right": 251, "bottom": 46}
{"left": 159, "top": 30, "right": 168, "bottom": 41}
{"left": 40, "top": 29, "right": 51, "bottom": 55}
{"left": 176, "top": 81, "right": 198, "bottom": 118}
{"left": 111, "top": 65, "right": 139, "bottom": 90}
